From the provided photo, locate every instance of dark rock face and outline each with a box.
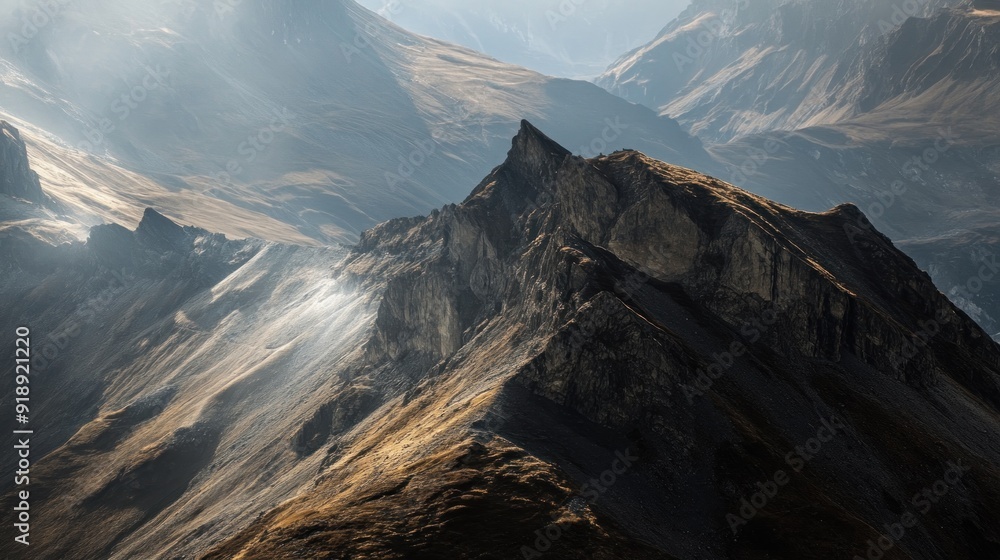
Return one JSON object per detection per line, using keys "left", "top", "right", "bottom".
{"left": 208, "top": 122, "right": 1000, "bottom": 559}
{"left": 598, "top": 0, "right": 1000, "bottom": 353}
{"left": 134, "top": 208, "right": 188, "bottom": 251}
{"left": 0, "top": 120, "right": 46, "bottom": 204}
{"left": 4, "top": 123, "right": 999, "bottom": 559}
{"left": 86, "top": 208, "right": 261, "bottom": 281}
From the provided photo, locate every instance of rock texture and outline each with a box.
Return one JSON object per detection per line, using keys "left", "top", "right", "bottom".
{"left": 0, "top": 120, "right": 46, "bottom": 204}
{"left": 206, "top": 122, "right": 1000, "bottom": 559}
{"left": 3, "top": 123, "right": 1000, "bottom": 559}
{"left": 598, "top": 0, "right": 1000, "bottom": 347}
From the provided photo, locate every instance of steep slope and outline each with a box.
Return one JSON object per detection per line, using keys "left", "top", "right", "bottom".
{"left": 5, "top": 122, "right": 999, "bottom": 559}
{"left": 597, "top": 0, "right": 1000, "bottom": 336}
{"left": 0, "top": 120, "right": 45, "bottom": 204}
{"left": 0, "top": 0, "right": 713, "bottom": 245}
{"left": 596, "top": 0, "right": 970, "bottom": 142}
{"left": 1, "top": 117, "right": 319, "bottom": 247}
{"left": 207, "top": 122, "right": 1000, "bottom": 559}
{"left": 0, "top": 210, "right": 369, "bottom": 558}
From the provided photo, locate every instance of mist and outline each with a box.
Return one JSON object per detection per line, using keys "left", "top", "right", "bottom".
{"left": 354, "top": 0, "right": 692, "bottom": 78}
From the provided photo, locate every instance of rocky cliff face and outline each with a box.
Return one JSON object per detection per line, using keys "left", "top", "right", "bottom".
{"left": 201, "top": 122, "right": 1000, "bottom": 559}
{"left": 0, "top": 120, "right": 46, "bottom": 204}
{"left": 598, "top": 0, "right": 1000, "bottom": 351}
{"left": 3, "top": 123, "right": 1000, "bottom": 559}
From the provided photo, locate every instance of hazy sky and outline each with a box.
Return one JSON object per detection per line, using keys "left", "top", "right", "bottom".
{"left": 354, "top": 0, "right": 692, "bottom": 79}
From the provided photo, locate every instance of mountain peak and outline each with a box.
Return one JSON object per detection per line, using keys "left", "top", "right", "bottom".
{"left": 463, "top": 119, "right": 577, "bottom": 209}
{"left": 139, "top": 207, "right": 181, "bottom": 228}
{"left": 136, "top": 208, "right": 187, "bottom": 250}
{"left": 514, "top": 120, "right": 571, "bottom": 157}
{"left": 506, "top": 119, "right": 572, "bottom": 174}
{"left": 0, "top": 121, "right": 46, "bottom": 205}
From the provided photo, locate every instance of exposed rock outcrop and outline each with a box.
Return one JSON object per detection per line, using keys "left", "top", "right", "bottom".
{"left": 0, "top": 120, "right": 47, "bottom": 204}
{"left": 598, "top": 0, "right": 1000, "bottom": 346}
{"left": 207, "top": 121, "right": 1000, "bottom": 559}
{"left": 4, "top": 123, "right": 999, "bottom": 559}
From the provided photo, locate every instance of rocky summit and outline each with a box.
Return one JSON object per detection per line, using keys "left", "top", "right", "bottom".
{"left": 5, "top": 121, "right": 997, "bottom": 559}
{"left": 595, "top": 0, "right": 1000, "bottom": 339}
{"left": 0, "top": 120, "right": 46, "bottom": 205}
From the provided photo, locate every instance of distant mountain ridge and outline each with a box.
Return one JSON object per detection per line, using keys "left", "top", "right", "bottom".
{"left": 0, "top": 0, "right": 714, "bottom": 246}
{"left": 598, "top": 0, "right": 974, "bottom": 141}
{"left": 597, "top": 0, "right": 1000, "bottom": 337}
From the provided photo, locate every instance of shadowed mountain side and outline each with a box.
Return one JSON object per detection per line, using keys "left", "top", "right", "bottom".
{"left": 198, "top": 122, "right": 1000, "bottom": 559}
{"left": 598, "top": 0, "right": 1000, "bottom": 340}
{"left": 0, "top": 119, "right": 46, "bottom": 204}
{"left": 2, "top": 122, "right": 999, "bottom": 559}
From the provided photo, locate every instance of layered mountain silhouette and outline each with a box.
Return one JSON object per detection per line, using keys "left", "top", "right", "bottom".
{"left": 598, "top": 0, "right": 1000, "bottom": 337}
{"left": 0, "top": 0, "right": 713, "bottom": 246}
{"left": 2, "top": 122, "right": 998, "bottom": 559}
{"left": 597, "top": 0, "right": 972, "bottom": 141}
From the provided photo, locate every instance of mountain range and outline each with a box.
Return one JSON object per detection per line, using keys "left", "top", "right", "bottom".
{"left": 353, "top": 0, "right": 692, "bottom": 79}
{"left": 599, "top": 0, "right": 1000, "bottom": 337}
{"left": 2, "top": 1, "right": 1000, "bottom": 558}
{"left": 0, "top": 0, "right": 711, "bottom": 247}
{"left": 3, "top": 117, "right": 1000, "bottom": 558}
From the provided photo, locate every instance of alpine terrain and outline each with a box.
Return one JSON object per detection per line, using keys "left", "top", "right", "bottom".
{"left": 0, "top": 0, "right": 713, "bottom": 246}
{"left": 2, "top": 120, "right": 999, "bottom": 559}
{"left": 598, "top": 0, "right": 1000, "bottom": 337}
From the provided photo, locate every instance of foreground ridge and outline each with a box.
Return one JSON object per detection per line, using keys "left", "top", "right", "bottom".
{"left": 1, "top": 122, "right": 998, "bottom": 559}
